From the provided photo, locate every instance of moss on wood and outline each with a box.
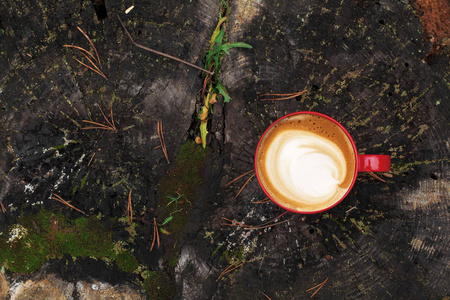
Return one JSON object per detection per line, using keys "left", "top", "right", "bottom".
{"left": 0, "top": 209, "right": 141, "bottom": 274}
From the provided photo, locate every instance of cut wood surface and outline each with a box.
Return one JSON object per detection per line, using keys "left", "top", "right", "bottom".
{"left": 0, "top": 0, "right": 449, "bottom": 299}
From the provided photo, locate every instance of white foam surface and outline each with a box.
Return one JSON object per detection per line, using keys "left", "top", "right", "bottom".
{"left": 265, "top": 130, "right": 347, "bottom": 204}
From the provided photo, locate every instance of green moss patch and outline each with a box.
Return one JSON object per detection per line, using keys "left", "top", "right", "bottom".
{"left": 115, "top": 250, "right": 139, "bottom": 273}
{"left": 142, "top": 270, "right": 176, "bottom": 300}
{"left": 0, "top": 209, "right": 139, "bottom": 274}
{"left": 155, "top": 140, "right": 209, "bottom": 257}
{"left": 156, "top": 140, "right": 209, "bottom": 239}
{"left": 158, "top": 140, "right": 208, "bottom": 200}
{"left": 152, "top": 140, "right": 209, "bottom": 290}
{"left": 0, "top": 209, "right": 178, "bottom": 299}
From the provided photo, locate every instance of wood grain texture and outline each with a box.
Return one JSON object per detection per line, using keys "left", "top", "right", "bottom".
{"left": 0, "top": 0, "right": 218, "bottom": 220}
{"left": 187, "top": 0, "right": 449, "bottom": 298}
{"left": 0, "top": 0, "right": 448, "bottom": 298}
{"left": 0, "top": 0, "right": 220, "bottom": 289}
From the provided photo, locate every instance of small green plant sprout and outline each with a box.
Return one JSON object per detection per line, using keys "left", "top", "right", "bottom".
{"left": 160, "top": 209, "right": 183, "bottom": 226}
{"left": 160, "top": 216, "right": 173, "bottom": 227}
{"left": 158, "top": 208, "right": 183, "bottom": 236}
{"left": 166, "top": 192, "right": 184, "bottom": 207}
{"left": 198, "top": 16, "right": 252, "bottom": 147}
{"left": 158, "top": 216, "right": 173, "bottom": 236}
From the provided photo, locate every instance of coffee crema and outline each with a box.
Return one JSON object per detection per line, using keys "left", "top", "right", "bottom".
{"left": 256, "top": 113, "right": 356, "bottom": 212}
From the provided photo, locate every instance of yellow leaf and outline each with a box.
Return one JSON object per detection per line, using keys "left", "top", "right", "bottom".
{"left": 160, "top": 228, "right": 171, "bottom": 235}
{"left": 200, "top": 121, "right": 208, "bottom": 148}
{"left": 198, "top": 106, "right": 209, "bottom": 121}
{"left": 204, "top": 84, "right": 213, "bottom": 108}
{"left": 210, "top": 17, "right": 227, "bottom": 45}
{"left": 209, "top": 93, "right": 217, "bottom": 104}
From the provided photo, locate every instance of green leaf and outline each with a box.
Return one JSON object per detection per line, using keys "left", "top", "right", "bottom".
{"left": 161, "top": 216, "right": 173, "bottom": 226}
{"left": 214, "top": 55, "right": 221, "bottom": 73}
{"left": 227, "top": 42, "right": 252, "bottom": 49}
{"left": 221, "top": 42, "right": 252, "bottom": 54}
{"left": 217, "top": 82, "right": 231, "bottom": 103}
{"left": 205, "top": 51, "right": 216, "bottom": 69}
{"left": 220, "top": 44, "right": 230, "bottom": 55}
{"left": 213, "top": 30, "right": 225, "bottom": 46}
{"left": 205, "top": 42, "right": 222, "bottom": 69}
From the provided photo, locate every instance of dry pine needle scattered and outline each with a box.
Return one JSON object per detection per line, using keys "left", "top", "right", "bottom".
{"left": 63, "top": 27, "right": 106, "bottom": 79}
{"left": 157, "top": 121, "right": 170, "bottom": 163}
{"left": 52, "top": 193, "right": 86, "bottom": 215}
{"left": 260, "top": 89, "right": 307, "bottom": 101}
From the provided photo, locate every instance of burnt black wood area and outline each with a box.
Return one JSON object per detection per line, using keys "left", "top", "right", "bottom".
{"left": 0, "top": 0, "right": 448, "bottom": 299}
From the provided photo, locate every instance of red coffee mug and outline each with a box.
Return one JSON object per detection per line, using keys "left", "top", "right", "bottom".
{"left": 254, "top": 111, "right": 391, "bottom": 214}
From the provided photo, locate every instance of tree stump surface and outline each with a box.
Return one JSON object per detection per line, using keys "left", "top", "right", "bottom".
{"left": 0, "top": 0, "right": 449, "bottom": 299}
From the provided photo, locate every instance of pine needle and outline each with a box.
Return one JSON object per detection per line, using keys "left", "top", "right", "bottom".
{"left": 77, "top": 26, "right": 101, "bottom": 67}
{"left": 244, "top": 218, "right": 292, "bottom": 230}
{"left": 220, "top": 217, "right": 253, "bottom": 228}
{"left": 52, "top": 193, "right": 86, "bottom": 215}
{"left": 62, "top": 45, "right": 98, "bottom": 63}
{"left": 369, "top": 172, "right": 387, "bottom": 183}
{"left": 63, "top": 27, "right": 106, "bottom": 79}
{"left": 216, "top": 260, "right": 244, "bottom": 281}
{"left": 150, "top": 219, "right": 160, "bottom": 251}
{"left": 260, "top": 89, "right": 307, "bottom": 101}
{"left": 82, "top": 105, "right": 117, "bottom": 131}
{"left": 110, "top": 106, "right": 116, "bottom": 129}
{"left": 225, "top": 170, "right": 254, "bottom": 186}
{"left": 157, "top": 121, "right": 170, "bottom": 163}
{"left": 127, "top": 190, "right": 133, "bottom": 223}
{"left": 235, "top": 173, "right": 255, "bottom": 198}
{"left": 81, "top": 126, "right": 116, "bottom": 130}
{"left": 254, "top": 211, "right": 288, "bottom": 227}
{"left": 220, "top": 211, "right": 291, "bottom": 231}
{"left": 80, "top": 51, "right": 102, "bottom": 73}
{"left": 251, "top": 197, "right": 271, "bottom": 204}
{"left": 73, "top": 58, "right": 107, "bottom": 79}
{"left": 345, "top": 206, "right": 357, "bottom": 214}
{"left": 150, "top": 225, "right": 156, "bottom": 251}
{"left": 82, "top": 120, "right": 113, "bottom": 129}
{"left": 98, "top": 105, "right": 115, "bottom": 129}
{"left": 88, "top": 152, "right": 96, "bottom": 166}
{"left": 306, "top": 278, "right": 328, "bottom": 298}
{"left": 117, "top": 15, "right": 213, "bottom": 75}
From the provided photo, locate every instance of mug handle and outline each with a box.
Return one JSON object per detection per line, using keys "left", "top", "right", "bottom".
{"left": 358, "top": 155, "right": 391, "bottom": 172}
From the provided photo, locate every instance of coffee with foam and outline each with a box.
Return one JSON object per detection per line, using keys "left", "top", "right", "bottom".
{"left": 256, "top": 113, "right": 356, "bottom": 212}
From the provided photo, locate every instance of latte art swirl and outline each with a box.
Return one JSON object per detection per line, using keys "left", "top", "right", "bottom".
{"left": 266, "top": 131, "right": 347, "bottom": 204}
{"left": 256, "top": 113, "right": 356, "bottom": 212}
